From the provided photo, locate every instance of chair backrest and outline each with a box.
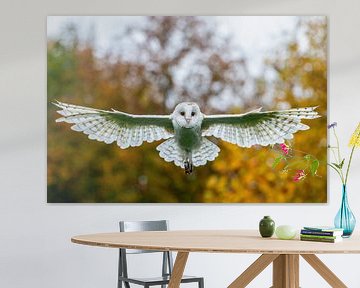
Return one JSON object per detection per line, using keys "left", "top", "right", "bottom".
{"left": 119, "top": 220, "right": 169, "bottom": 254}
{"left": 118, "top": 220, "right": 174, "bottom": 282}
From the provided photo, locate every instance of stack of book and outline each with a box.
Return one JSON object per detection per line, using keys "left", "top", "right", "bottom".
{"left": 300, "top": 226, "right": 344, "bottom": 243}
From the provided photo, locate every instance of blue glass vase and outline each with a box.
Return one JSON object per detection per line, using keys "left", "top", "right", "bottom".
{"left": 334, "top": 185, "right": 356, "bottom": 237}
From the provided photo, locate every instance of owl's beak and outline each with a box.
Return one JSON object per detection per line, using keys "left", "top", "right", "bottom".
{"left": 185, "top": 118, "right": 191, "bottom": 123}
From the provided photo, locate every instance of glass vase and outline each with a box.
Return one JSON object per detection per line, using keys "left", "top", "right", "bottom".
{"left": 334, "top": 185, "right": 356, "bottom": 237}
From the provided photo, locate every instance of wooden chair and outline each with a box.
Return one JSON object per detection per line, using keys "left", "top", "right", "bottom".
{"left": 118, "top": 220, "right": 204, "bottom": 288}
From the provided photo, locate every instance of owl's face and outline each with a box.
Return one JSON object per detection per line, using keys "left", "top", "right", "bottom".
{"left": 172, "top": 102, "right": 203, "bottom": 128}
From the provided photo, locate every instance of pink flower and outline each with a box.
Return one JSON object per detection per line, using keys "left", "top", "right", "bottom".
{"left": 279, "top": 143, "right": 289, "bottom": 155}
{"left": 293, "top": 169, "right": 306, "bottom": 182}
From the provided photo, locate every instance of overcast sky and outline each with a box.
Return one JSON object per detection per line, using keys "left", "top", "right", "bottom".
{"left": 47, "top": 16, "right": 304, "bottom": 76}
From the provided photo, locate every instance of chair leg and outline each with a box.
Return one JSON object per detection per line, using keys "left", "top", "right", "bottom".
{"left": 118, "top": 249, "right": 122, "bottom": 288}
{"left": 198, "top": 278, "right": 204, "bottom": 288}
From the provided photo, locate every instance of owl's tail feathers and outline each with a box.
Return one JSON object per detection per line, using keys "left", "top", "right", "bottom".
{"left": 156, "top": 138, "right": 185, "bottom": 168}
{"left": 192, "top": 138, "right": 220, "bottom": 167}
{"left": 156, "top": 137, "right": 220, "bottom": 169}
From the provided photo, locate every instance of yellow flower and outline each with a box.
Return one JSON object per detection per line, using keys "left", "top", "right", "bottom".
{"left": 349, "top": 122, "right": 360, "bottom": 147}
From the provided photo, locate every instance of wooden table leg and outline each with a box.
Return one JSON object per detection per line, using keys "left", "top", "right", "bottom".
{"left": 301, "top": 254, "right": 347, "bottom": 288}
{"left": 168, "top": 252, "right": 189, "bottom": 288}
{"left": 272, "top": 254, "right": 299, "bottom": 288}
{"left": 228, "top": 254, "right": 279, "bottom": 288}
{"left": 288, "top": 254, "right": 299, "bottom": 288}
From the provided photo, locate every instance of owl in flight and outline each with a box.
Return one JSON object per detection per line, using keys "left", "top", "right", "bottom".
{"left": 54, "top": 101, "right": 319, "bottom": 174}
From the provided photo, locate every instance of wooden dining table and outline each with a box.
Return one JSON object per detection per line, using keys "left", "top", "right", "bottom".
{"left": 71, "top": 230, "right": 360, "bottom": 288}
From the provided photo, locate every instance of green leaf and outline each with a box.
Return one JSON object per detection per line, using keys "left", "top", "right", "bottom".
{"left": 310, "top": 160, "right": 320, "bottom": 176}
{"left": 328, "top": 163, "right": 340, "bottom": 172}
{"left": 272, "top": 156, "right": 284, "bottom": 168}
{"left": 339, "top": 158, "right": 345, "bottom": 169}
{"left": 332, "top": 162, "right": 341, "bottom": 169}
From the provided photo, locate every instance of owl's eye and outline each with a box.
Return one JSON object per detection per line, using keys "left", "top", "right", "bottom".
{"left": 180, "top": 111, "right": 185, "bottom": 116}
{"left": 191, "top": 112, "right": 195, "bottom": 116}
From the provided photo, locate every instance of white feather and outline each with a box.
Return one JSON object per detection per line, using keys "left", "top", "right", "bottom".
{"left": 202, "top": 106, "right": 320, "bottom": 148}
{"left": 54, "top": 101, "right": 173, "bottom": 149}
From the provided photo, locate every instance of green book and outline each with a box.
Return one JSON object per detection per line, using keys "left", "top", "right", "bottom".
{"left": 303, "top": 226, "right": 344, "bottom": 233}
{"left": 300, "top": 229, "right": 343, "bottom": 237}
{"left": 300, "top": 236, "right": 342, "bottom": 243}
{"left": 300, "top": 234, "right": 340, "bottom": 240}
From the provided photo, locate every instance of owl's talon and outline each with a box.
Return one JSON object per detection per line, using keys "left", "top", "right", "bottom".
{"left": 184, "top": 161, "right": 193, "bottom": 174}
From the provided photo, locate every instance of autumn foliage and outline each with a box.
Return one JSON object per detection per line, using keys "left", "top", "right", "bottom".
{"left": 47, "top": 17, "right": 327, "bottom": 203}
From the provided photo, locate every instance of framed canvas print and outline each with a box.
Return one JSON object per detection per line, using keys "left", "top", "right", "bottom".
{"left": 47, "top": 16, "right": 327, "bottom": 203}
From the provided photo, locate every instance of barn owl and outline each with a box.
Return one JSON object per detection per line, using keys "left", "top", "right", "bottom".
{"left": 54, "top": 101, "right": 319, "bottom": 174}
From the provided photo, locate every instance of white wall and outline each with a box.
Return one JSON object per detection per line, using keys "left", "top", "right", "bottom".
{"left": 1, "top": 0, "right": 360, "bottom": 287}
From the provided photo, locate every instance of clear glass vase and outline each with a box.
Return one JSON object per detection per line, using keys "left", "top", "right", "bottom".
{"left": 334, "top": 185, "right": 356, "bottom": 237}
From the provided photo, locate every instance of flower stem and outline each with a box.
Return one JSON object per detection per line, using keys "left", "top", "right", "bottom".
{"left": 329, "top": 147, "right": 345, "bottom": 184}
{"left": 332, "top": 127, "right": 345, "bottom": 183}
{"left": 330, "top": 148, "right": 339, "bottom": 165}
{"left": 345, "top": 145, "right": 356, "bottom": 185}
{"left": 333, "top": 127, "right": 342, "bottom": 162}
{"left": 345, "top": 129, "right": 360, "bottom": 185}
{"left": 328, "top": 163, "right": 343, "bottom": 179}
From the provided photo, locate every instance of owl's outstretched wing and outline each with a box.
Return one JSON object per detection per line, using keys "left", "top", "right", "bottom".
{"left": 54, "top": 101, "right": 174, "bottom": 148}
{"left": 202, "top": 107, "right": 320, "bottom": 147}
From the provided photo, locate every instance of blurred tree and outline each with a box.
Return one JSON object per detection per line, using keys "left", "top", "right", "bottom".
{"left": 120, "top": 16, "right": 248, "bottom": 113}
{"left": 204, "top": 17, "right": 327, "bottom": 202}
